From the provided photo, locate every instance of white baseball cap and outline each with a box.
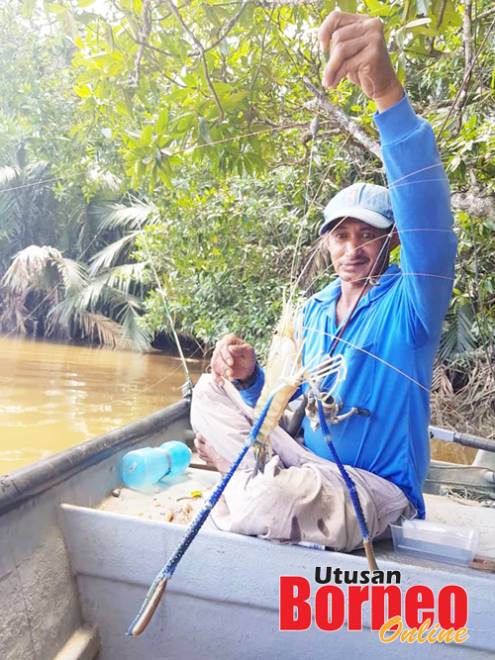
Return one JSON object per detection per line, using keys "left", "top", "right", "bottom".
{"left": 320, "top": 182, "right": 394, "bottom": 235}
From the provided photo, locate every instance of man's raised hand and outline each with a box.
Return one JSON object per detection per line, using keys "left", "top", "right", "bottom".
{"left": 319, "top": 11, "right": 403, "bottom": 111}
{"left": 210, "top": 334, "right": 256, "bottom": 386}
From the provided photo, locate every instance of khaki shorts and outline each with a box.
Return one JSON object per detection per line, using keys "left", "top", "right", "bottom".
{"left": 190, "top": 374, "right": 415, "bottom": 552}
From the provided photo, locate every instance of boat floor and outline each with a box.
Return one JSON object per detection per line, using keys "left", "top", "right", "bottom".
{"left": 99, "top": 462, "right": 495, "bottom": 576}
{"left": 99, "top": 459, "right": 219, "bottom": 529}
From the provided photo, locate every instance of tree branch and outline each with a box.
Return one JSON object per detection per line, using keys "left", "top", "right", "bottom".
{"left": 129, "top": 0, "right": 152, "bottom": 89}
{"left": 167, "top": 0, "right": 225, "bottom": 121}
{"left": 303, "top": 78, "right": 382, "bottom": 160}
{"left": 428, "top": 0, "right": 447, "bottom": 55}
{"left": 476, "top": 6, "right": 495, "bottom": 21}
{"left": 204, "top": 1, "right": 249, "bottom": 52}
{"left": 437, "top": 14, "right": 495, "bottom": 140}
{"left": 456, "top": 0, "right": 474, "bottom": 129}
{"left": 134, "top": 39, "right": 174, "bottom": 58}
{"left": 302, "top": 82, "right": 495, "bottom": 220}
{"left": 249, "top": 6, "right": 274, "bottom": 112}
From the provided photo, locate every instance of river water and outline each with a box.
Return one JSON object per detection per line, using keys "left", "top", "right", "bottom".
{"left": 0, "top": 335, "right": 205, "bottom": 475}
{"left": 0, "top": 334, "right": 473, "bottom": 476}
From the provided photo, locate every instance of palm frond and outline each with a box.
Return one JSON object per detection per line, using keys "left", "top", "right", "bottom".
{"left": 76, "top": 310, "right": 149, "bottom": 351}
{"left": 76, "top": 276, "right": 110, "bottom": 311}
{"left": 0, "top": 165, "right": 20, "bottom": 187}
{"left": 52, "top": 256, "right": 88, "bottom": 294}
{"left": 90, "top": 200, "right": 158, "bottom": 232}
{"left": 25, "top": 161, "right": 50, "bottom": 178}
{"left": 77, "top": 311, "right": 131, "bottom": 349}
{"left": 2, "top": 245, "right": 62, "bottom": 295}
{"left": 438, "top": 304, "right": 477, "bottom": 363}
{"left": 0, "top": 191, "right": 18, "bottom": 226}
{"left": 49, "top": 279, "right": 150, "bottom": 350}
{"left": 115, "top": 301, "right": 151, "bottom": 351}
{"left": 88, "top": 231, "right": 142, "bottom": 275}
{"left": 101, "top": 262, "right": 147, "bottom": 295}
{"left": 87, "top": 167, "right": 122, "bottom": 195}
{"left": 0, "top": 287, "right": 29, "bottom": 334}
{"left": 105, "top": 261, "right": 148, "bottom": 284}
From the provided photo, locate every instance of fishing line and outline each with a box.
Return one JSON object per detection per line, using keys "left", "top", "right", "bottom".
{"left": 301, "top": 228, "right": 456, "bottom": 298}
{"left": 140, "top": 234, "right": 193, "bottom": 396}
{"left": 0, "top": 176, "right": 59, "bottom": 194}
{"left": 287, "top": 57, "right": 325, "bottom": 293}
{"left": 0, "top": 139, "right": 445, "bottom": 199}
{"left": 136, "top": 346, "right": 205, "bottom": 398}
{"left": 302, "top": 324, "right": 430, "bottom": 393}
{"left": 287, "top": 146, "right": 353, "bottom": 295}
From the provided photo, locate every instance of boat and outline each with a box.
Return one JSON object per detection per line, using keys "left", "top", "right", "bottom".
{"left": 0, "top": 397, "right": 494, "bottom": 660}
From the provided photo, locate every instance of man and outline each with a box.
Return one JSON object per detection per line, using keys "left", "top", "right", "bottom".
{"left": 190, "top": 11, "right": 457, "bottom": 551}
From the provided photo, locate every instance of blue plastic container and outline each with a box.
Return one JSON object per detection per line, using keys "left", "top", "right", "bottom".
{"left": 119, "top": 441, "right": 192, "bottom": 489}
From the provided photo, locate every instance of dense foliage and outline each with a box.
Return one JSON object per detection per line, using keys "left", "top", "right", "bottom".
{"left": 0, "top": 1, "right": 494, "bottom": 382}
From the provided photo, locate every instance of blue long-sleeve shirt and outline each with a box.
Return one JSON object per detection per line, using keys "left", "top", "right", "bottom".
{"left": 240, "top": 95, "right": 457, "bottom": 518}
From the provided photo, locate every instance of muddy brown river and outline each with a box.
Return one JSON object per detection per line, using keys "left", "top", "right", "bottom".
{"left": 0, "top": 334, "right": 473, "bottom": 475}
{"left": 0, "top": 335, "right": 204, "bottom": 474}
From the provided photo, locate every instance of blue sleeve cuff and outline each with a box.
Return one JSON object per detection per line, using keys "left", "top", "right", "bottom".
{"left": 373, "top": 94, "right": 421, "bottom": 146}
{"left": 238, "top": 363, "right": 265, "bottom": 407}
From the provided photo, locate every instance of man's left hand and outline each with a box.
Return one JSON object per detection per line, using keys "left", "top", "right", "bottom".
{"left": 319, "top": 11, "right": 403, "bottom": 111}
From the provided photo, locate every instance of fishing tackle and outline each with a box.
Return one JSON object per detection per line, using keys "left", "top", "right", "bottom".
{"left": 127, "top": 391, "right": 278, "bottom": 636}
{"left": 312, "top": 390, "right": 378, "bottom": 572}
{"left": 305, "top": 388, "right": 371, "bottom": 431}
{"left": 127, "top": 348, "right": 349, "bottom": 636}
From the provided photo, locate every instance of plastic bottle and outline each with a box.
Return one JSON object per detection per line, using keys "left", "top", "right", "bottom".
{"left": 119, "top": 440, "right": 192, "bottom": 489}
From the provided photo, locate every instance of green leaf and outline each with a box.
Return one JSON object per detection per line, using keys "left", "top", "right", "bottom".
{"left": 140, "top": 124, "right": 154, "bottom": 147}
{"left": 73, "top": 84, "right": 92, "bottom": 98}
{"left": 156, "top": 109, "right": 169, "bottom": 134}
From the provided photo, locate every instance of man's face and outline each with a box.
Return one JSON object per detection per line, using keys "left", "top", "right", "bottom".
{"left": 322, "top": 217, "right": 391, "bottom": 284}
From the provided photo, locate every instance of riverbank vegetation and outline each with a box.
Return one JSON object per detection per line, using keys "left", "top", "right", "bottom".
{"left": 0, "top": 0, "right": 494, "bottom": 435}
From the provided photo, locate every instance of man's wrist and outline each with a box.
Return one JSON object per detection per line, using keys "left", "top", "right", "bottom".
{"left": 374, "top": 81, "right": 404, "bottom": 113}
{"left": 232, "top": 364, "right": 259, "bottom": 390}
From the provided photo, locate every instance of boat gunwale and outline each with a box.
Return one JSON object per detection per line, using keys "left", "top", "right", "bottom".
{"left": 0, "top": 398, "right": 190, "bottom": 516}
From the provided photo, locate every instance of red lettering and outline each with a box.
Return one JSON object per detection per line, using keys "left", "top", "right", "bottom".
{"left": 279, "top": 576, "right": 311, "bottom": 630}
{"left": 347, "top": 586, "right": 369, "bottom": 630}
{"left": 315, "top": 586, "right": 345, "bottom": 631}
{"left": 405, "top": 586, "right": 434, "bottom": 628}
{"left": 438, "top": 585, "right": 468, "bottom": 630}
{"left": 371, "top": 586, "right": 402, "bottom": 630}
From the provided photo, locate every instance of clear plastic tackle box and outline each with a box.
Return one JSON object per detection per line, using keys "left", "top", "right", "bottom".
{"left": 390, "top": 519, "right": 479, "bottom": 565}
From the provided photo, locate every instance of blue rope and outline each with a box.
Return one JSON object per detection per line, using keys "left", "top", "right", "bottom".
{"left": 127, "top": 391, "right": 276, "bottom": 635}
{"left": 316, "top": 398, "right": 370, "bottom": 542}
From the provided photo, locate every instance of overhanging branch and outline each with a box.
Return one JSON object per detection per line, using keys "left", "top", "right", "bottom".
{"left": 303, "top": 78, "right": 382, "bottom": 160}
{"left": 167, "top": 0, "right": 225, "bottom": 121}
{"left": 303, "top": 80, "right": 494, "bottom": 220}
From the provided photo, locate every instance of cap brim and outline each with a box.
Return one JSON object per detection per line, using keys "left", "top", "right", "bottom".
{"left": 319, "top": 206, "right": 393, "bottom": 235}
